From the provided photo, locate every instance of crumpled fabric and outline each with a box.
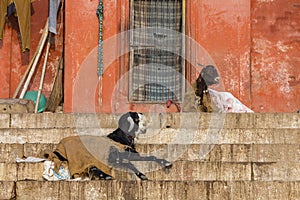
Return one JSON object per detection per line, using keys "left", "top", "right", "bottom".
{"left": 208, "top": 89, "right": 253, "bottom": 113}
{"left": 49, "top": 0, "right": 61, "bottom": 34}
{"left": 0, "top": 0, "right": 32, "bottom": 51}
{"left": 42, "top": 160, "right": 70, "bottom": 181}
{"left": 16, "top": 156, "right": 46, "bottom": 163}
{"left": 44, "top": 136, "right": 132, "bottom": 179}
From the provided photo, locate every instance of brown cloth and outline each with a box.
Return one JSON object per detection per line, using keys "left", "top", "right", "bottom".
{"left": 0, "top": 0, "right": 32, "bottom": 51}
{"left": 45, "top": 136, "right": 130, "bottom": 179}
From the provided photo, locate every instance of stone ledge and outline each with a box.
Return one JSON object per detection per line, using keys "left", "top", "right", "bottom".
{"left": 0, "top": 181, "right": 15, "bottom": 199}
{"left": 9, "top": 180, "right": 299, "bottom": 200}
{"left": 0, "top": 128, "right": 299, "bottom": 144}
{"left": 0, "top": 114, "right": 10, "bottom": 128}
{"left": 1, "top": 143, "right": 300, "bottom": 163}
{"left": 3, "top": 113, "right": 299, "bottom": 129}
{"left": 1, "top": 161, "right": 300, "bottom": 182}
{"left": 0, "top": 99, "right": 34, "bottom": 114}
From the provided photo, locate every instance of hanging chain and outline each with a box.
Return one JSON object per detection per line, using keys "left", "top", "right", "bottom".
{"left": 96, "top": 0, "right": 104, "bottom": 76}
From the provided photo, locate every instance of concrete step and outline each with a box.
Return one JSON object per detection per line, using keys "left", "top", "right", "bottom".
{"left": 0, "top": 113, "right": 298, "bottom": 199}
{"left": 1, "top": 180, "right": 299, "bottom": 200}
{"left": 1, "top": 143, "right": 299, "bottom": 163}
{"left": 0, "top": 113, "right": 299, "bottom": 129}
{"left": 0, "top": 128, "right": 299, "bottom": 144}
{"left": 0, "top": 161, "right": 299, "bottom": 182}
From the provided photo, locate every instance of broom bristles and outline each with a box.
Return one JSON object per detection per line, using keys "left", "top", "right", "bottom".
{"left": 45, "top": 58, "right": 63, "bottom": 112}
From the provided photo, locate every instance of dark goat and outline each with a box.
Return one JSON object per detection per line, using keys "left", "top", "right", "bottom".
{"left": 182, "top": 65, "right": 220, "bottom": 112}
{"left": 195, "top": 65, "right": 220, "bottom": 112}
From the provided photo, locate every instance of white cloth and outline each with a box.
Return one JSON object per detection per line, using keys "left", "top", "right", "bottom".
{"left": 16, "top": 156, "right": 46, "bottom": 163}
{"left": 42, "top": 160, "right": 70, "bottom": 181}
{"left": 208, "top": 89, "right": 253, "bottom": 113}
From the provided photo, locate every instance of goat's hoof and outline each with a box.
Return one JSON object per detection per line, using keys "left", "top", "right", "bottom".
{"left": 164, "top": 162, "right": 172, "bottom": 168}
{"left": 136, "top": 172, "right": 148, "bottom": 180}
{"left": 105, "top": 176, "right": 113, "bottom": 180}
{"left": 160, "top": 160, "right": 172, "bottom": 168}
{"left": 89, "top": 167, "right": 113, "bottom": 180}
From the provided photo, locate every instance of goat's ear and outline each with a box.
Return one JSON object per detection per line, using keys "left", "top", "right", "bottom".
{"left": 127, "top": 116, "right": 134, "bottom": 132}
{"left": 118, "top": 112, "right": 131, "bottom": 133}
{"left": 200, "top": 70, "right": 204, "bottom": 77}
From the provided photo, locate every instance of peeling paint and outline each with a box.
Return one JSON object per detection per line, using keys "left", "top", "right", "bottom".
{"left": 257, "top": 0, "right": 276, "bottom": 3}
{"left": 2, "top": 0, "right": 299, "bottom": 112}
{"left": 252, "top": 39, "right": 272, "bottom": 54}
{"left": 276, "top": 67, "right": 292, "bottom": 93}
{"left": 276, "top": 41, "right": 290, "bottom": 52}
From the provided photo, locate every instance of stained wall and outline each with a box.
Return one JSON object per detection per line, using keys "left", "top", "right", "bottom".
{"left": 63, "top": 0, "right": 300, "bottom": 113}
{"left": 251, "top": 0, "right": 300, "bottom": 112}
{"left": 0, "top": 0, "right": 62, "bottom": 99}
{"left": 1, "top": 0, "right": 299, "bottom": 113}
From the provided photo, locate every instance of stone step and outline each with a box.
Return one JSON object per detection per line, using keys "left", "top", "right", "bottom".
{"left": 1, "top": 180, "right": 299, "bottom": 200}
{"left": 0, "top": 161, "right": 299, "bottom": 182}
{"left": 0, "top": 99, "right": 34, "bottom": 114}
{"left": 1, "top": 143, "right": 299, "bottom": 163}
{"left": 0, "top": 113, "right": 299, "bottom": 129}
{"left": 0, "top": 113, "right": 298, "bottom": 199}
{"left": 0, "top": 128, "right": 299, "bottom": 144}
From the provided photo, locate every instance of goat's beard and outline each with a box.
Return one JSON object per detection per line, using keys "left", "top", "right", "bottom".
{"left": 135, "top": 113, "right": 147, "bottom": 138}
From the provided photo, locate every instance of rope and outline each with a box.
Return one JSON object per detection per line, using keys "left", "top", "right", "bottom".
{"left": 96, "top": 0, "right": 104, "bottom": 76}
{"left": 96, "top": 0, "right": 104, "bottom": 108}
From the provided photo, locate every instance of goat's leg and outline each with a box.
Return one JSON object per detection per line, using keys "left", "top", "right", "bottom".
{"left": 89, "top": 167, "right": 112, "bottom": 180}
{"left": 153, "top": 158, "right": 172, "bottom": 168}
{"left": 119, "top": 161, "right": 148, "bottom": 180}
{"left": 126, "top": 152, "right": 172, "bottom": 168}
{"left": 108, "top": 148, "right": 148, "bottom": 180}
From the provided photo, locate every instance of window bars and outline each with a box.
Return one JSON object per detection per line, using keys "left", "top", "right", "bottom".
{"left": 129, "top": 0, "right": 184, "bottom": 103}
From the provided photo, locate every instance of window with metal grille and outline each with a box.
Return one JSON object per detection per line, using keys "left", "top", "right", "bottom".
{"left": 129, "top": 0, "right": 185, "bottom": 103}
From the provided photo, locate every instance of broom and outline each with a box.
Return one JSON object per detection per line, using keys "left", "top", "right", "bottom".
{"left": 45, "top": 57, "right": 63, "bottom": 112}
{"left": 45, "top": 0, "right": 64, "bottom": 112}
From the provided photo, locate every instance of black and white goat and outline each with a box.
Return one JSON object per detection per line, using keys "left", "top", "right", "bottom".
{"left": 48, "top": 112, "right": 172, "bottom": 181}
{"left": 103, "top": 112, "right": 172, "bottom": 180}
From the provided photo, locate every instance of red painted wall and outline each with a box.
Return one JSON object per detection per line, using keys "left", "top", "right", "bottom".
{"left": 65, "top": 0, "right": 130, "bottom": 113}
{"left": 251, "top": 0, "right": 300, "bottom": 112}
{"left": 0, "top": 0, "right": 62, "bottom": 99}
{"left": 1, "top": 0, "right": 299, "bottom": 113}
{"left": 65, "top": 0, "right": 300, "bottom": 113}
{"left": 186, "top": 0, "right": 252, "bottom": 105}
{"left": 64, "top": 0, "right": 253, "bottom": 113}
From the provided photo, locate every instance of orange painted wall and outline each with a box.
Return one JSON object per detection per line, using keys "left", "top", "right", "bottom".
{"left": 186, "top": 0, "right": 252, "bottom": 105}
{"left": 251, "top": 0, "right": 300, "bottom": 112}
{"left": 1, "top": 0, "right": 299, "bottom": 113}
{"left": 0, "top": 0, "right": 62, "bottom": 99}
{"left": 65, "top": 0, "right": 255, "bottom": 113}
{"left": 64, "top": 0, "right": 300, "bottom": 113}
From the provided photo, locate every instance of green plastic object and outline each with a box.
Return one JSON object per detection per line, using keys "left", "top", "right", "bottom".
{"left": 24, "top": 91, "right": 47, "bottom": 113}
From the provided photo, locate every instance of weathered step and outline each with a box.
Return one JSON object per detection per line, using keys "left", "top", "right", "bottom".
{"left": 0, "top": 180, "right": 299, "bottom": 200}
{"left": 1, "top": 143, "right": 300, "bottom": 163}
{"left": 0, "top": 113, "right": 299, "bottom": 129}
{"left": 0, "top": 128, "right": 299, "bottom": 144}
{"left": 0, "top": 99, "right": 35, "bottom": 114}
{"left": 0, "top": 161, "right": 299, "bottom": 182}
